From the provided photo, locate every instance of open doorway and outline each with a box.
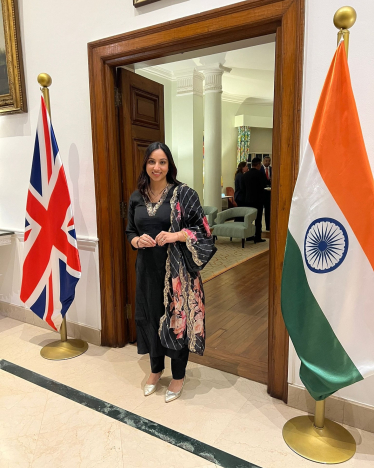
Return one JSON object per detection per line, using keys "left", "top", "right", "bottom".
{"left": 88, "top": 0, "right": 304, "bottom": 402}
{"left": 118, "top": 37, "right": 275, "bottom": 385}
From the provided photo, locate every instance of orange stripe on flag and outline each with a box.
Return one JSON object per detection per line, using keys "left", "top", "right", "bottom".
{"left": 309, "top": 43, "right": 374, "bottom": 270}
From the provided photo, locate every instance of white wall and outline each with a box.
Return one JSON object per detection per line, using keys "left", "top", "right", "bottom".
{"left": 222, "top": 102, "right": 273, "bottom": 191}
{"left": 288, "top": 0, "right": 374, "bottom": 408}
{"left": 0, "top": 0, "right": 241, "bottom": 331}
{"left": 249, "top": 128, "right": 273, "bottom": 154}
{"left": 1, "top": 0, "right": 374, "bottom": 408}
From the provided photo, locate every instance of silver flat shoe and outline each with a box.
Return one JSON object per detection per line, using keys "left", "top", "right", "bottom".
{"left": 144, "top": 370, "right": 164, "bottom": 397}
{"left": 165, "top": 378, "right": 185, "bottom": 403}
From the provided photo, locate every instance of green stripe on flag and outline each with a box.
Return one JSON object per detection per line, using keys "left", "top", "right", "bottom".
{"left": 282, "top": 230, "right": 363, "bottom": 400}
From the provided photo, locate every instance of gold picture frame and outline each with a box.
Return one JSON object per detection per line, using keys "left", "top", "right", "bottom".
{"left": 133, "top": 0, "right": 162, "bottom": 8}
{"left": 0, "top": 0, "right": 27, "bottom": 115}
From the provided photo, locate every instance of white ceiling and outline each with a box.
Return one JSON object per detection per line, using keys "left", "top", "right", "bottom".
{"left": 135, "top": 35, "right": 276, "bottom": 104}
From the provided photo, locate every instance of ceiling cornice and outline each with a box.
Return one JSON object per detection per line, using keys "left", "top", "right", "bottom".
{"left": 139, "top": 65, "right": 175, "bottom": 81}
{"left": 222, "top": 93, "right": 273, "bottom": 105}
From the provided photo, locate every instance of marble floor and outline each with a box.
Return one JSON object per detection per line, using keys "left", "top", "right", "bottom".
{"left": 0, "top": 314, "right": 374, "bottom": 467}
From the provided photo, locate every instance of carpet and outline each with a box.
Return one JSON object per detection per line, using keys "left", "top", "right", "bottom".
{"left": 201, "top": 237, "right": 269, "bottom": 283}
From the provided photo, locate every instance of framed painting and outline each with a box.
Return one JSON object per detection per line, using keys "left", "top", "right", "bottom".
{"left": 133, "top": 0, "right": 161, "bottom": 7}
{"left": 0, "top": 0, "right": 27, "bottom": 115}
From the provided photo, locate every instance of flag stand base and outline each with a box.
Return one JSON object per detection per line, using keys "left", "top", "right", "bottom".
{"left": 40, "top": 317, "right": 88, "bottom": 360}
{"left": 40, "top": 338, "right": 88, "bottom": 360}
{"left": 283, "top": 415, "right": 356, "bottom": 464}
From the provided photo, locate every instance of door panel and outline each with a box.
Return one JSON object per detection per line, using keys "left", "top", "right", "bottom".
{"left": 131, "top": 88, "right": 161, "bottom": 128}
{"left": 117, "top": 68, "right": 165, "bottom": 343}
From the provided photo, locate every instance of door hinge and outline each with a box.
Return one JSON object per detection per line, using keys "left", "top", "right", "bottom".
{"left": 115, "top": 87, "right": 122, "bottom": 107}
{"left": 126, "top": 304, "right": 132, "bottom": 320}
{"left": 120, "top": 201, "right": 127, "bottom": 219}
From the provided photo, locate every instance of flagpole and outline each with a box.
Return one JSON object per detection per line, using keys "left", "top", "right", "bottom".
{"left": 282, "top": 7, "right": 358, "bottom": 464}
{"left": 37, "top": 73, "right": 88, "bottom": 360}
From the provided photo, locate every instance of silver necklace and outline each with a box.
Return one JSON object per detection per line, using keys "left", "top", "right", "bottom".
{"left": 148, "top": 184, "right": 168, "bottom": 201}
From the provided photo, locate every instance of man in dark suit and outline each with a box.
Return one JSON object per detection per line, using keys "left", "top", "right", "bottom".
{"left": 240, "top": 157, "right": 267, "bottom": 243}
{"left": 260, "top": 156, "right": 272, "bottom": 231}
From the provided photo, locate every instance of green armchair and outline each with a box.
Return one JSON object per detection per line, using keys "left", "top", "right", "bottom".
{"left": 213, "top": 207, "right": 257, "bottom": 248}
{"left": 202, "top": 206, "right": 218, "bottom": 228}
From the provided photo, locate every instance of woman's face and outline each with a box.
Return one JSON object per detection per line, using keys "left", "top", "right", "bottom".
{"left": 146, "top": 149, "right": 169, "bottom": 184}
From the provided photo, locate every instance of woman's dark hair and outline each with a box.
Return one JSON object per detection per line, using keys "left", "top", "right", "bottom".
{"left": 235, "top": 161, "right": 247, "bottom": 176}
{"left": 137, "top": 142, "right": 180, "bottom": 196}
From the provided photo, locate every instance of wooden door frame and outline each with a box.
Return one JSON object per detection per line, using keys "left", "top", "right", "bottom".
{"left": 87, "top": 0, "right": 305, "bottom": 402}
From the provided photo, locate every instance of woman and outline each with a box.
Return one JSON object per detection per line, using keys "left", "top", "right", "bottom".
{"left": 126, "top": 142, "right": 215, "bottom": 403}
{"left": 234, "top": 161, "right": 248, "bottom": 206}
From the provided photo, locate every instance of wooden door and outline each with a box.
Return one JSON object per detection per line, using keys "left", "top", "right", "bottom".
{"left": 117, "top": 68, "right": 165, "bottom": 343}
{"left": 89, "top": 0, "right": 304, "bottom": 401}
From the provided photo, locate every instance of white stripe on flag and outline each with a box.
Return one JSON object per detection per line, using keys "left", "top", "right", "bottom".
{"left": 289, "top": 142, "right": 374, "bottom": 377}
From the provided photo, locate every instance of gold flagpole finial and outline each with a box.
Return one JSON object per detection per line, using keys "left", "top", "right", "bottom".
{"left": 37, "top": 73, "right": 52, "bottom": 88}
{"left": 333, "top": 6, "right": 357, "bottom": 57}
{"left": 37, "top": 73, "right": 52, "bottom": 119}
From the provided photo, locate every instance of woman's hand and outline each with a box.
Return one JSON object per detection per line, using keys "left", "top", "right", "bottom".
{"left": 137, "top": 234, "right": 156, "bottom": 248}
{"left": 155, "top": 231, "right": 180, "bottom": 246}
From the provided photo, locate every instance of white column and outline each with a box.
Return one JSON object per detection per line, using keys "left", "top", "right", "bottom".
{"left": 175, "top": 69, "right": 204, "bottom": 201}
{"left": 201, "top": 66, "right": 227, "bottom": 211}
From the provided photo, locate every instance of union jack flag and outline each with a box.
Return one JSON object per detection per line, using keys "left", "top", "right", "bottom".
{"left": 20, "top": 97, "right": 81, "bottom": 331}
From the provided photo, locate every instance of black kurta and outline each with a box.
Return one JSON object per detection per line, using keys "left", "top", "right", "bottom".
{"left": 126, "top": 186, "right": 184, "bottom": 359}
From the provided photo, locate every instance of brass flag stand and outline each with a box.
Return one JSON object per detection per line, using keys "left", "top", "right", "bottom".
{"left": 282, "top": 7, "right": 357, "bottom": 464}
{"left": 37, "top": 73, "right": 89, "bottom": 361}
{"left": 283, "top": 400, "right": 356, "bottom": 464}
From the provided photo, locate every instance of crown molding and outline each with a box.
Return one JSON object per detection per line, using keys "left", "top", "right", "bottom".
{"left": 222, "top": 93, "right": 274, "bottom": 105}
{"left": 222, "top": 92, "right": 250, "bottom": 104}
{"left": 135, "top": 67, "right": 274, "bottom": 103}
{"left": 139, "top": 65, "right": 175, "bottom": 81}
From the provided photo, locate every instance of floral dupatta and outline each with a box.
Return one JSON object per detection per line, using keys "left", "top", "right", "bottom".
{"left": 159, "top": 184, "right": 215, "bottom": 356}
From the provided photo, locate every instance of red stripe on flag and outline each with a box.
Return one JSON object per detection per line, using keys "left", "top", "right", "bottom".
{"left": 45, "top": 273, "right": 56, "bottom": 330}
{"left": 24, "top": 230, "right": 31, "bottom": 242}
{"left": 309, "top": 43, "right": 374, "bottom": 270}
{"left": 41, "top": 97, "right": 53, "bottom": 183}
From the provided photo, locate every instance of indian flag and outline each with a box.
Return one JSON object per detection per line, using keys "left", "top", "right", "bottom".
{"left": 281, "top": 42, "right": 374, "bottom": 401}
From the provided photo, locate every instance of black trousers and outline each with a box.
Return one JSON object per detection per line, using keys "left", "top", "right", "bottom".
{"left": 254, "top": 204, "right": 263, "bottom": 241}
{"left": 263, "top": 190, "right": 271, "bottom": 231}
{"left": 150, "top": 347, "right": 189, "bottom": 380}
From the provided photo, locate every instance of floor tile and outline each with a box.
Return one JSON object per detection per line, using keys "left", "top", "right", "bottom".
{"left": 0, "top": 434, "right": 37, "bottom": 468}
{"left": 1, "top": 314, "right": 374, "bottom": 468}
{"left": 187, "top": 361, "right": 269, "bottom": 402}
{"left": 0, "top": 315, "right": 25, "bottom": 337}
{"left": 120, "top": 424, "right": 215, "bottom": 468}
{"left": 215, "top": 398, "right": 374, "bottom": 468}
{"left": 31, "top": 421, "right": 123, "bottom": 468}
{"left": 0, "top": 371, "right": 47, "bottom": 439}
{"left": 133, "top": 374, "right": 247, "bottom": 445}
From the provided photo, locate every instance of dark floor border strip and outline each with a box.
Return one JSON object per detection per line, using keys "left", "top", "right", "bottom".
{"left": 0, "top": 359, "right": 260, "bottom": 468}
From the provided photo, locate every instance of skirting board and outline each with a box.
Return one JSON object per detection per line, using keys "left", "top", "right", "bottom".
{"left": 288, "top": 384, "right": 374, "bottom": 434}
{"left": 0, "top": 301, "right": 101, "bottom": 346}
